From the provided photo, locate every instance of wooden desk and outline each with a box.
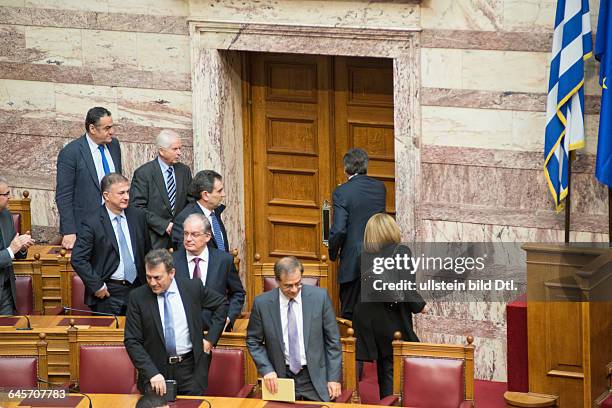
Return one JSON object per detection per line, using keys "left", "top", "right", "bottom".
{"left": 0, "top": 315, "right": 124, "bottom": 384}
{"left": 2, "top": 394, "right": 379, "bottom": 407}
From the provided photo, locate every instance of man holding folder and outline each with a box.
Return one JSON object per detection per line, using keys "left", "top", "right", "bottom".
{"left": 246, "top": 256, "right": 342, "bottom": 402}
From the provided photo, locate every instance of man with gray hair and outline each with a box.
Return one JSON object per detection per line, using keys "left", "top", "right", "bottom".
{"left": 130, "top": 129, "right": 192, "bottom": 249}
{"left": 0, "top": 176, "right": 35, "bottom": 314}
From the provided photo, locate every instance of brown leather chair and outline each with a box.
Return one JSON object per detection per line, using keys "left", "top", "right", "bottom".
{"left": 78, "top": 345, "right": 138, "bottom": 394}
{"left": 382, "top": 333, "right": 475, "bottom": 407}
{"left": 70, "top": 273, "right": 91, "bottom": 314}
{"left": 11, "top": 213, "right": 21, "bottom": 234}
{"left": 15, "top": 275, "right": 33, "bottom": 315}
{"left": 0, "top": 333, "right": 49, "bottom": 389}
{"left": 8, "top": 190, "right": 31, "bottom": 235}
{"left": 207, "top": 348, "right": 254, "bottom": 397}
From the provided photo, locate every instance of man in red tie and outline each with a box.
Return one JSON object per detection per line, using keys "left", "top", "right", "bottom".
{"left": 171, "top": 214, "right": 244, "bottom": 331}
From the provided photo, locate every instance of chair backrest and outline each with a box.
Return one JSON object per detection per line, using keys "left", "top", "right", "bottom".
{"left": 392, "top": 333, "right": 475, "bottom": 408}
{"left": 207, "top": 348, "right": 247, "bottom": 397}
{"left": 71, "top": 273, "right": 91, "bottom": 314}
{"left": 402, "top": 357, "right": 465, "bottom": 408}
{"left": 15, "top": 275, "right": 33, "bottom": 315}
{"left": 7, "top": 191, "right": 31, "bottom": 234}
{"left": 0, "top": 334, "right": 49, "bottom": 388}
{"left": 79, "top": 345, "right": 136, "bottom": 393}
{"left": 262, "top": 276, "right": 320, "bottom": 292}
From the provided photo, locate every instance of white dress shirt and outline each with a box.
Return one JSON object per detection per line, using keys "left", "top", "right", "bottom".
{"left": 157, "top": 156, "right": 175, "bottom": 194}
{"left": 157, "top": 279, "right": 192, "bottom": 356}
{"left": 186, "top": 246, "right": 209, "bottom": 284}
{"left": 106, "top": 207, "right": 135, "bottom": 281}
{"left": 85, "top": 134, "right": 116, "bottom": 183}
{"left": 279, "top": 290, "right": 307, "bottom": 367}
{"left": 196, "top": 202, "right": 221, "bottom": 243}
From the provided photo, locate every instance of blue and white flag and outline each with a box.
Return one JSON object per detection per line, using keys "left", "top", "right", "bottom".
{"left": 595, "top": 0, "right": 612, "bottom": 187}
{"left": 544, "top": 0, "right": 593, "bottom": 211}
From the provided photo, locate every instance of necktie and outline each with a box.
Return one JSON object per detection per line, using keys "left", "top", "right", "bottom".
{"left": 192, "top": 257, "right": 202, "bottom": 280}
{"left": 210, "top": 212, "right": 225, "bottom": 251}
{"left": 166, "top": 167, "right": 176, "bottom": 211}
{"left": 98, "top": 145, "right": 111, "bottom": 175}
{"left": 115, "top": 216, "right": 137, "bottom": 283}
{"left": 287, "top": 299, "right": 301, "bottom": 375}
{"left": 163, "top": 291, "right": 177, "bottom": 356}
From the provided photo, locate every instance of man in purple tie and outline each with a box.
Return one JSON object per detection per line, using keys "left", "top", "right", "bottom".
{"left": 246, "top": 256, "right": 342, "bottom": 401}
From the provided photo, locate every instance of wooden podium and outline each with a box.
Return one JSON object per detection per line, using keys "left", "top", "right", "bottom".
{"left": 521, "top": 244, "right": 612, "bottom": 407}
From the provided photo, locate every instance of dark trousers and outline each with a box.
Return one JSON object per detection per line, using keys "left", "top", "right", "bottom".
{"left": 376, "top": 355, "right": 394, "bottom": 399}
{"left": 286, "top": 366, "right": 321, "bottom": 401}
{"left": 91, "top": 281, "right": 133, "bottom": 316}
{"left": 339, "top": 279, "right": 360, "bottom": 320}
{"left": 165, "top": 354, "right": 205, "bottom": 396}
{"left": 0, "top": 284, "right": 14, "bottom": 315}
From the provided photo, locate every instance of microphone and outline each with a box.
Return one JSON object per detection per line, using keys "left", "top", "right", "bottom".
{"left": 37, "top": 377, "right": 92, "bottom": 408}
{"left": 12, "top": 315, "right": 32, "bottom": 330}
{"left": 62, "top": 307, "right": 120, "bottom": 329}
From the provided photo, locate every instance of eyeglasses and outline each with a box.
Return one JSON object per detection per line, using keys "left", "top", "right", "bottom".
{"left": 0, "top": 191, "right": 10, "bottom": 197}
{"left": 183, "top": 231, "right": 209, "bottom": 239}
{"left": 280, "top": 281, "right": 303, "bottom": 290}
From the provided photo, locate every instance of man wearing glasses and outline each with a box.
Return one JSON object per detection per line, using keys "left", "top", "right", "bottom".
{"left": 55, "top": 106, "right": 122, "bottom": 249}
{"left": 247, "top": 256, "right": 342, "bottom": 402}
{"left": 0, "top": 177, "right": 35, "bottom": 314}
{"left": 172, "top": 214, "right": 244, "bottom": 331}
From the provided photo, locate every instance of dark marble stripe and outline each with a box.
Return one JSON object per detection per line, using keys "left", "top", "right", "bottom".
{"left": 421, "top": 87, "right": 601, "bottom": 115}
{"left": 421, "top": 29, "right": 554, "bottom": 52}
{"left": 0, "top": 6, "right": 188, "bottom": 35}
{"left": 0, "top": 62, "right": 191, "bottom": 91}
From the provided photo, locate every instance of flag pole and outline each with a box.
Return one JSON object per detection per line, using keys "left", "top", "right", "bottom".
{"left": 565, "top": 156, "right": 572, "bottom": 243}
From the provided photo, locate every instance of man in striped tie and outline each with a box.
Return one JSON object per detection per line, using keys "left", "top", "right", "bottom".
{"left": 131, "top": 130, "right": 193, "bottom": 249}
{"left": 172, "top": 170, "right": 229, "bottom": 252}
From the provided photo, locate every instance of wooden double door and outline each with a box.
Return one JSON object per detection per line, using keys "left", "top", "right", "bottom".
{"left": 245, "top": 52, "right": 396, "bottom": 310}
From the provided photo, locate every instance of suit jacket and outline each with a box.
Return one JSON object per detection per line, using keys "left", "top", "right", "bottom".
{"left": 171, "top": 202, "right": 229, "bottom": 252}
{"left": 0, "top": 208, "right": 27, "bottom": 311}
{"left": 130, "top": 159, "right": 192, "bottom": 249}
{"left": 70, "top": 205, "right": 151, "bottom": 307}
{"left": 246, "top": 285, "right": 342, "bottom": 402}
{"left": 172, "top": 247, "right": 245, "bottom": 328}
{"left": 328, "top": 175, "right": 386, "bottom": 284}
{"left": 55, "top": 134, "right": 122, "bottom": 235}
{"left": 124, "top": 278, "right": 228, "bottom": 393}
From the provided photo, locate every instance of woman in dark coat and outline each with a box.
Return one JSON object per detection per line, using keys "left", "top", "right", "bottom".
{"left": 353, "top": 213, "right": 426, "bottom": 399}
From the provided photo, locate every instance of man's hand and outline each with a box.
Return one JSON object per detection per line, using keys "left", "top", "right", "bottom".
{"left": 149, "top": 373, "right": 166, "bottom": 396}
{"left": 165, "top": 222, "right": 173, "bottom": 236}
{"left": 9, "top": 233, "right": 34, "bottom": 254}
{"left": 61, "top": 234, "right": 76, "bottom": 249}
{"left": 263, "top": 372, "right": 278, "bottom": 394}
{"left": 94, "top": 287, "right": 110, "bottom": 299}
{"left": 421, "top": 304, "right": 428, "bottom": 314}
{"left": 203, "top": 339, "right": 213, "bottom": 354}
{"left": 327, "top": 381, "right": 341, "bottom": 400}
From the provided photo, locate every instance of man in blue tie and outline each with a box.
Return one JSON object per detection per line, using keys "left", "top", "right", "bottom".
{"left": 55, "top": 107, "right": 122, "bottom": 250}
{"left": 71, "top": 173, "right": 151, "bottom": 315}
{"left": 172, "top": 170, "right": 229, "bottom": 252}
{"left": 130, "top": 130, "right": 193, "bottom": 250}
{"left": 247, "top": 256, "right": 342, "bottom": 401}
{"left": 125, "top": 249, "right": 227, "bottom": 396}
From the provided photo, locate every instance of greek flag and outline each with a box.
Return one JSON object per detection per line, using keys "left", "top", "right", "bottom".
{"left": 544, "top": 0, "right": 593, "bottom": 211}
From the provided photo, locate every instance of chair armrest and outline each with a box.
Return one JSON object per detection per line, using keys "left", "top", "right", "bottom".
{"left": 459, "top": 401, "right": 475, "bottom": 408}
{"left": 379, "top": 395, "right": 399, "bottom": 406}
{"left": 336, "top": 317, "right": 352, "bottom": 328}
{"left": 333, "top": 389, "right": 353, "bottom": 403}
{"left": 236, "top": 384, "right": 254, "bottom": 398}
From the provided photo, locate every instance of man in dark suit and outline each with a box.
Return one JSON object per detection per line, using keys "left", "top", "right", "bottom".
{"left": 328, "top": 148, "right": 386, "bottom": 320}
{"left": 71, "top": 173, "right": 151, "bottom": 315}
{"left": 0, "top": 177, "right": 34, "bottom": 314}
{"left": 247, "top": 256, "right": 342, "bottom": 402}
{"left": 172, "top": 170, "right": 229, "bottom": 252}
{"left": 56, "top": 106, "right": 122, "bottom": 250}
{"left": 124, "top": 249, "right": 228, "bottom": 396}
{"left": 130, "top": 130, "right": 192, "bottom": 249}
{"left": 172, "top": 214, "right": 244, "bottom": 331}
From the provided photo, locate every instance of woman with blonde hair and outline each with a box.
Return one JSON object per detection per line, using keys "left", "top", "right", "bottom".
{"left": 353, "top": 213, "right": 426, "bottom": 400}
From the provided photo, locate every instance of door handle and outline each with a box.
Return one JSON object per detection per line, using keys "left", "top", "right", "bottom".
{"left": 322, "top": 200, "right": 331, "bottom": 247}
